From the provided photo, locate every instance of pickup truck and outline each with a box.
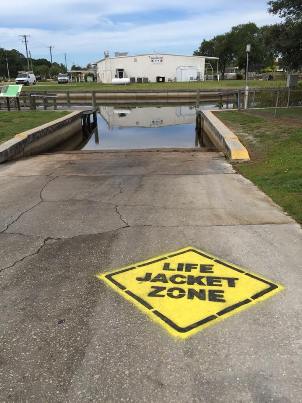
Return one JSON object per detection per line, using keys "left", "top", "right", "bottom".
{"left": 57, "top": 73, "right": 70, "bottom": 84}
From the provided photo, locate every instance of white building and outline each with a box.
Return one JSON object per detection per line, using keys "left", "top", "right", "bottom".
{"left": 96, "top": 53, "right": 219, "bottom": 84}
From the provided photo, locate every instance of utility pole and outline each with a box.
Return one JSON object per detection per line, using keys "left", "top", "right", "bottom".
{"left": 19, "top": 34, "right": 30, "bottom": 70}
{"left": 29, "top": 51, "right": 34, "bottom": 71}
{"left": 48, "top": 45, "right": 53, "bottom": 64}
{"left": 64, "top": 53, "right": 68, "bottom": 71}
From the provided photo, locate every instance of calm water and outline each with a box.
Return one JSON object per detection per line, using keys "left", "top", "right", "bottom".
{"left": 82, "top": 104, "right": 215, "bottom": 150}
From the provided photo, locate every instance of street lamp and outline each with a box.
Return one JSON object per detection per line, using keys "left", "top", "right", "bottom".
{"left": 244, "top": 44, "right": 251, "bottom": 109}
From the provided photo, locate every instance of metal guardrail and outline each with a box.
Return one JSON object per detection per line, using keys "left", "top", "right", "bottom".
{"left": 28, "top": 93, "right": 57, "bottom": 110}
{"left": 0, "top": 86, "right": 301, "bottom": 110}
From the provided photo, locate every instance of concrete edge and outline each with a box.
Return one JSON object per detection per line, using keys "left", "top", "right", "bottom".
{"left": 42, "top": 148, "right": 223, "bottom": 155}
{"left": 200, "top": 110, "right": 250, "bottom": 161}
{"left": 0, "top": 111, "right": 83, "bottom": 163}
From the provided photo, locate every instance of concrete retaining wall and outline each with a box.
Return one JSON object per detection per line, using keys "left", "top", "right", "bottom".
{"left": 200, "top": 110, "right": 250, "bottom": 161}
{"left": 0, "top": 111, "right": 82, "bottom": 163}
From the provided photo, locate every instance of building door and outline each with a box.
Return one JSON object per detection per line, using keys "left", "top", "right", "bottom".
{"left": 116, "top": 69, "right": 124, "bottom": 78}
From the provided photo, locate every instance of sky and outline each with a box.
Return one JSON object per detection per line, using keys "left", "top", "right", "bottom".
{"left": 0, "top": 0, "right": 280, "bottom": 67}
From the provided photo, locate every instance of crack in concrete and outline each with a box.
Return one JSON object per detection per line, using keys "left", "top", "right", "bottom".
{"left": 110, "top": 181, "right": 125, "bottom": 200}
{"left": 0, "top": 201, "right": 42, "bottom": 234}
{"left": 2, "top": 220, "right": 293, "bottom": 244}
{"left": 39, "top": 176, "right": 58, "bottom": 202}
{"left": 119, "top": 182, "right": 124, "bottom": 195}
{"left": 1, "top": 221, "right": 296, "bottom": 274}
{"left": 0, "top": 236, "right": 61, "bottom": 274}
{"left": 0, "top": 176, "right": 58, "bottom": 234}
{"left": 0, "top": 226, "right": 133, "bottom": 273}
{"left": 115, "top": 205, "right": 130, "bottom": 227}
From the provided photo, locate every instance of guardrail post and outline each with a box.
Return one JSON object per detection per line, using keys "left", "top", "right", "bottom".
{"left": 92, "top": 91, "right": 96, "bottom": 107}
{"left": 66, "top": 90, "right": 70, "bottom": 106}
{"left": 31, "top": 95, "right": 36, "bottom": 110}
{"left": 27, "top": 93, "right": 31, "bottom": 109}
{"left": 196, "top": 89, "right": 200, "bottom": 107}
{"left": 275, "top": 90, "right": 279, "bottom": 108}
{"left": 219, "top": 93, "right": 223, "bottom": 109}
{"left": 273, "top": 90, "right": 280, "bottom": 117}
{"left": 252, "top": 90, "right": 256, "bottom": 107}
{"left": 237, "top": 90, "right": 241, "bottom": 110}
{"left": 287, "top": 88, "right": 290, "bottom": 108}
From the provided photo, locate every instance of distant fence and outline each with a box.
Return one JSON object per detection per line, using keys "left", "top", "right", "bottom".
{"left": 0, "top": 87, "right": 301, "bottom": 110}
{"left": 238, "top": 88, "right": 302, "bottom": 109}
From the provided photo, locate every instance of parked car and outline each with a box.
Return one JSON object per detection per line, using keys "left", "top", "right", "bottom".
{"left": 15, "top": 72, "right": 36, "bottom": 85}
{"left": 57, "top": 73, "right": 70, "bottom": 84}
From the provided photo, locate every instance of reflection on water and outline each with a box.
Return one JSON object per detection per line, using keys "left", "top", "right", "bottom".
{"left": 82, "top": 105, "right": 215, "bottom": 150}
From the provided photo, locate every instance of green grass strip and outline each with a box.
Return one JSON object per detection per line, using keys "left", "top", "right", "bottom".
{"left": 216, "top": 108, "right": 302, "bottom": 223}
{"left": 0, "top": 111, "right": 69, "bottom": 144}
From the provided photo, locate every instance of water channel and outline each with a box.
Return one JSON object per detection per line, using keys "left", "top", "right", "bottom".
{"left": 58, "top": 103, "right": 218, "bottom": 151}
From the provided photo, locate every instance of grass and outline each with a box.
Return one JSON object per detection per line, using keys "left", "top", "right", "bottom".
{"left": 0, "top": 111, "right": 70, "bottom": 144}
{"left": 216, "top": 107, "right": 302, "bottom": 223}
{"left": 15, "top": 79, "right": 290, "bottom": 92}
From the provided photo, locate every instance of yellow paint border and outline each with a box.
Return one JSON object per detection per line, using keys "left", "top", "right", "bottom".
{"left": 97, "top": 246, "right": 284, "bottom": 339}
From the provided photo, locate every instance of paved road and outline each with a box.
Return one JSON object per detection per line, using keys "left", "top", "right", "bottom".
{"left": 0, "top": 150, "right": 301, "bottom": 402}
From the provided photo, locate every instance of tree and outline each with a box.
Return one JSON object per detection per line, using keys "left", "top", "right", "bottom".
{"left": 194, "top": 34, "right": 233, "bottom": 78}
{"left": 0, "top": 47, "right": 68, "bottom": 79}
{"left": 33, "top": 58, "right": 51, "bottom": 68}
{"left": 268, "top": 0, "right": 302, "bottom": 71}
{"left": 268, "top": 0, "right": 302, "bottom": 21}
{"left": 194, "top": 23, "right": 275, "bottom": 77}
{"left": 34, "top": 65, "right": 50, "bottom": 79}
{"left": 229, "top": 23, "right": 275, "bottom": 72}
{"left": 57, "top": 63, "right": 67, "bottom": 73}
{"left": 48, "top": 63, "right": 67, "bottom": 77}
{"left": 71, "top": 64, "right": 83, "bottom": 70}
{"left": 0, "top": 48, "right": 27, "bottom": 78}
{"left": 265, "top": 21, "right": 302, "bottom": 70}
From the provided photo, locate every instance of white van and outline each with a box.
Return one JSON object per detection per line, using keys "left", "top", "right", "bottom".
{"left": 15, "top": 72, "right": 36, "bottom": 85}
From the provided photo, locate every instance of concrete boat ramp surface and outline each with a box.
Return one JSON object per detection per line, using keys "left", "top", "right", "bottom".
{"left": 0, "top": 150, "right": 301, "bottom": 402}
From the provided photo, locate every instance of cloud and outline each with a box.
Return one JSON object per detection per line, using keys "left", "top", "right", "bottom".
{"left": 0, "top": 0, "right": 280, "bottom": 65}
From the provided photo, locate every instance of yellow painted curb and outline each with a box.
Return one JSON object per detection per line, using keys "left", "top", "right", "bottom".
{"left": 200, "top": 110, "right": 250, "bottom": 161}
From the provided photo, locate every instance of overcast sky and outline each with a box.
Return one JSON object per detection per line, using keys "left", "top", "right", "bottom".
{"left": 0, "top": 0, "right": 280, "bottom": 67}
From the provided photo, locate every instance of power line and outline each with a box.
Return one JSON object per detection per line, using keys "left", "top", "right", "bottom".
{"left": 19, "top": 34, "right": 30, "bottom": 70}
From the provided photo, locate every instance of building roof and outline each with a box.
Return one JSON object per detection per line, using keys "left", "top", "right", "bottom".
{"left": 96, "top": 53, "right": 219, "bottom": 64}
